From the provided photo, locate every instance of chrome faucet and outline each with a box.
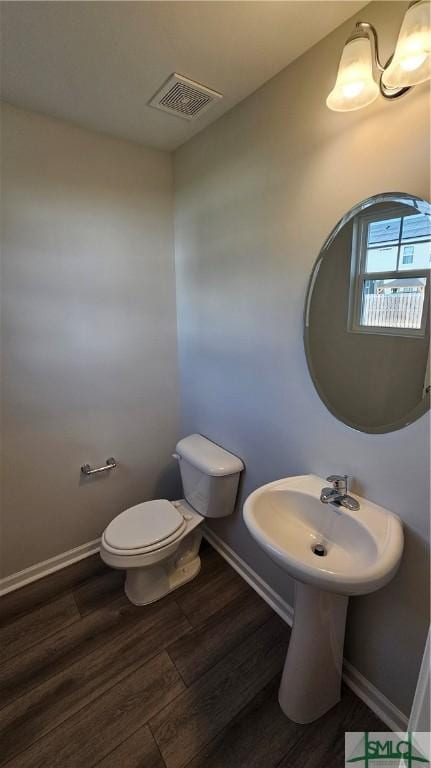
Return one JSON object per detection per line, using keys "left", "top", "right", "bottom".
{"left": 320, "top": 475, "right": 360, "bottom": 511}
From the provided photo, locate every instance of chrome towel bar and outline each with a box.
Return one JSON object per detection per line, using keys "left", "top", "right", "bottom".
{"left": 81, "top": 457, "right": 117, "bottom": 476}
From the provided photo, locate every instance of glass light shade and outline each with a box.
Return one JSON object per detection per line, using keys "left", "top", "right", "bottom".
{"left": 382, "top": 0, "right": 431, "bottom": 88}
{"left": 327, "top": 36, "right": 379, "bottom": 111}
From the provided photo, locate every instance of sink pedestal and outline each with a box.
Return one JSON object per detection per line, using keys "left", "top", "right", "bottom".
{"left": 279, "top": 581, "right": 348, "bottom": 724}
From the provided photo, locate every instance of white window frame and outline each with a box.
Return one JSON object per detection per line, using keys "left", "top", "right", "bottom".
{"left": 348, "top": 205, "right": 430, "bottom": 338}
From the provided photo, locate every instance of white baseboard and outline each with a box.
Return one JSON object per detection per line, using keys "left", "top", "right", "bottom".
{"left": 0, "top": 539, "right": 101, "bottom": 597}
{"left": 202, "top": 525, "right": 409, "bottom": 733}
{"left": 342, "top": 661, "right": 408, "bottom": 732}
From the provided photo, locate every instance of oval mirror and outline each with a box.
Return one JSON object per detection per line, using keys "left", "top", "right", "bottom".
{"left": 305, "top": 193, "right": 430, "bottom": 433}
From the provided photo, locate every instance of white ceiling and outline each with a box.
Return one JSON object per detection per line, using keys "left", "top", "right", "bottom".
{"left": 1, "top": 1, "right": 368, "bottom": 151}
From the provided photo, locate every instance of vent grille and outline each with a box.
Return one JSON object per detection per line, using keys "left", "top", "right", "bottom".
{"left": 149, "top": 74, "right": 222, "bottom": 121}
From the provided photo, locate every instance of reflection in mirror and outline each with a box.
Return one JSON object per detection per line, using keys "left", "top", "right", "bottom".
{"left": 304, "top": 193, "right": 430, "bottom": 433}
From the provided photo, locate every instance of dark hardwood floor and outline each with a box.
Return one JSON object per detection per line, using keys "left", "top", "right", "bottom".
{"left": 0, "top": 546, "right": 384, "bottom": 768}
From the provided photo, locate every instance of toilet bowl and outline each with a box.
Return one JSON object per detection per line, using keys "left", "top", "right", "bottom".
{"left": 101, "top": 498, "right": 203, "bottom": 605}
{"left": 100, "top": 434, "right": 243, "bottom": 605}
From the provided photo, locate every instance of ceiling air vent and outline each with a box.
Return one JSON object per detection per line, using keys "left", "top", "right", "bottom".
{"left": 149, "top": 73, "right": 223, "bottom": 121}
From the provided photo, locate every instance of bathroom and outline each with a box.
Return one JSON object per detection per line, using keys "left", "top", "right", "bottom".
{"left": 0, "top": 0, "right": 430, "bottom": 765}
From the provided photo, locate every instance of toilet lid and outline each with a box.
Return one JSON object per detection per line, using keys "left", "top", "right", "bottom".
{"left": 104, "top": 500, "right": 185, "bottom": 551}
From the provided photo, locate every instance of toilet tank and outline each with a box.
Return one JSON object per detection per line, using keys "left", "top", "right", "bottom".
{"left": 175, "top": 434, "right": 244, "bottom": 518}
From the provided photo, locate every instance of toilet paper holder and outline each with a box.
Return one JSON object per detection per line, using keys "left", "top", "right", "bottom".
{"left": 81, "top": 457, "right": 117, "bottom": 476}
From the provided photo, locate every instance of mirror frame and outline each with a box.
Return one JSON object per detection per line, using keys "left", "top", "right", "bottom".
{"left": 304, "top": 192, "right": 431, "bottom": 434}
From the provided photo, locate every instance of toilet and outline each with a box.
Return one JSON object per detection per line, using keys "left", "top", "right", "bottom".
{"left": 100, "top": 434, "right": 244, "bottom": 605}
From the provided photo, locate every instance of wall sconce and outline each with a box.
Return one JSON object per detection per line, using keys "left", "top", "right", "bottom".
{"left": 327, "top": 0, "right": 431, "bottom": 111}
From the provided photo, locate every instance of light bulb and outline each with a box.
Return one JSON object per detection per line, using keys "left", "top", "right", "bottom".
{"left": 382, "top": 1, "right": 431, "bottom": 88}
{"left": 342, "top": 81, "right": 365, "bottom": 98}
{"left": 327, "top": 36, "right": 379, "bottom": 111}
{"left": 400, "top": 52, "right": 427, "bottom": 70}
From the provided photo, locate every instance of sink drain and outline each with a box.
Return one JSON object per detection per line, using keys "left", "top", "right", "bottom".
{"left": 312, "top": 543, "right": 327, "bottom": 557}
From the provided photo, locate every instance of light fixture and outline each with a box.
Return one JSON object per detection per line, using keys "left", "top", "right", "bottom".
{"left": 383, "top": 0, "right": 431, "bottom": 88}
{"left": 326, "top": 35, "right": 379, "bottom": 111}
{"left": 327, "top": 0, "right": 431, "bottom": 112}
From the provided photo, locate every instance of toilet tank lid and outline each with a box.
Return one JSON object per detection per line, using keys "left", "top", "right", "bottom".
{"left": 176, "top": 434, "right": 244, "bottom": 477}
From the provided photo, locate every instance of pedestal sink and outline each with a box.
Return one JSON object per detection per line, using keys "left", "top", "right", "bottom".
{"left": 243, "top": 474, "right": 404, "bottom": 724}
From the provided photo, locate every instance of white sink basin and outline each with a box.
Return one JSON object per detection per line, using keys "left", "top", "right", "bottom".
{"left": 243, "top": 474, "right": 404, "bottom": 724}
{"left": 243, "top": 474, "right": 403, "bottom": 596}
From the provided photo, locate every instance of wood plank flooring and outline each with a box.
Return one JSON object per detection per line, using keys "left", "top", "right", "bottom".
{"left": 0, "top": 545, "right": 384, "bottom": 768}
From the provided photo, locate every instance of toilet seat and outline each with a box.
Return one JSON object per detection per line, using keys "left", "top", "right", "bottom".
{"left": 102, "top": 499, "right": 187, "bottom": 556}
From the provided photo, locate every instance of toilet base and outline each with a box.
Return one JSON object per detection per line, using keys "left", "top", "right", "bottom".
{"left": 125, "top": 554, "right": 201, "bottom": 605}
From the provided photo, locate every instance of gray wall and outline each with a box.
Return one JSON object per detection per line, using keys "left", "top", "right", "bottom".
{"left": 174, "top": 1, "right": 430, "bottom": 717}
{"left": 1, "top": 103, "right": 180, "bottom": 577}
